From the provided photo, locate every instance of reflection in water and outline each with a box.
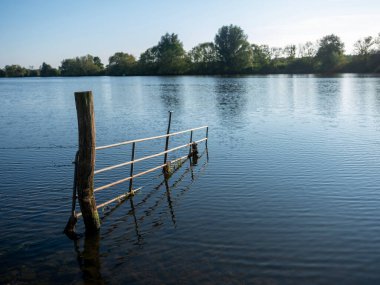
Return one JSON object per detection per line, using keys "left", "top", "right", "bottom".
{"left": 2, "top": 76, "right": 380, "bottom": 284}
{"left": 376, "top": 83, "right": 380, "bottom": 116}
{"left": 315, "top": 78, "right": 342, "bottom": 118}
{"left": 74, "top": 232, "right": 104, "bottom": 285}
{"left": 214, "top": 78, "right": 248, "bottom": 124}
{"left": 159, "top": 81, "right": 183, "bottom": 111}
{"left": 164, "top": 179, "right": 176, "bottom": 227}
{"left": 129, "top": 199, "right": 143, "bottom": 245}
{"left": 73, "top": 149, "right": 208, "bottom": 283}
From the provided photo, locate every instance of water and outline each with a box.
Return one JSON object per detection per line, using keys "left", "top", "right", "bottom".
{"left": 1, "top": 75, "right": 380, "bottom": 284}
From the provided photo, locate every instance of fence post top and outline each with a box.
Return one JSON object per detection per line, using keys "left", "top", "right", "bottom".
{"left": 74, "top": 91, "right": 92, "bottom": 95}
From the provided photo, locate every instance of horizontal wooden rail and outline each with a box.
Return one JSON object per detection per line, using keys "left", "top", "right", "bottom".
{"left": 96, "top": 126, "right": 207, "bottom": 150}
{"left": 94, "top": 138, "right": 207, "bottom": 175}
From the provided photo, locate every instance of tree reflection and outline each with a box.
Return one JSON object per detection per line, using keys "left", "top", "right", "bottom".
{"left": 159, "top": 79, "right": 183, "bottom": 111}
{"left": 214, "top": 77, "right": 248, "bottom": 125}
{"left": 315, "top": 78, "right": 342, "bottom": 118}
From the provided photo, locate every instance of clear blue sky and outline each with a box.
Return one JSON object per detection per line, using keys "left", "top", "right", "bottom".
{"left": 1, "top": 0, "right": 379, "bottom": 68}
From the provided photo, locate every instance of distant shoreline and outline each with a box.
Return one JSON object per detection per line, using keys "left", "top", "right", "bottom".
{"left": 1, "top": 73, "right": 380, "bottom": 79}
{"left": 1, "top": 25, "right": 379, "bottom": 78}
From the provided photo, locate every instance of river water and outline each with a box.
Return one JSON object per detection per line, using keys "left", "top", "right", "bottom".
{"left": 0, "top": 75, "right": 380, "bottom": 284}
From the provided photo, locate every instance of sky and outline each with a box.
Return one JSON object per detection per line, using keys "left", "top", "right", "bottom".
{"left": 0, "top": 0, "right": 379, "bottom": 68}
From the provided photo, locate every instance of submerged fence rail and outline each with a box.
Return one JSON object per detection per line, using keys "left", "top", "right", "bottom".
{"left": 64, "top": 91, "right": 209, "bottom": 237}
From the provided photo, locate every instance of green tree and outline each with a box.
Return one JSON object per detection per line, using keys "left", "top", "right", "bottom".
{"left": 0, "top": 69, "right": 5, "bottom": 77}
{"left": 354, "top": 36, "right": 375, "bottom": 56}
{"left": 138, "top": 33, "right": 188, "bottom": 75}
{"left": 298, "top": 41, "right": 317, "bottom": 58}
{"left": 283, "top": 45, "right": 296, "bottom": 59}
{"left": 40, "top": 62, "right": 59, "bottom": 77}
{"left": 155, "top": 33, "right": 189, "bottom": 74}
{"left": 214, "top": 25, "right": 252, "bottom": 74}
{"left": 346, "top": 35, "right": 380, "bottom": 73}
{"left": 189, "top": 42, "right": 218, "bottom": 74}
{"left": 4, "top": 65, "right": 27, "bottom": 77}
{"left": 27, "top": 68, "right": 40, "bottom": 77}
{"left": 60, "top": 55, "right": 104, "bottom": 76}
{"left": 316, "top": 34, "right": 345, "bottom": 72}
{"left": 93, "top": 56, "right": 104, "bottom": 70}
{"left": 287, "top": 41, "right": 317, "bottom": 73}
{"left": 138, "top": 47, "right": 159, "bottom": 74}
{"left": 251, "top": 44, "right": 271, "bottom": 72}
{"left": 107, "top": 52, "right": 136, "bottom": 75}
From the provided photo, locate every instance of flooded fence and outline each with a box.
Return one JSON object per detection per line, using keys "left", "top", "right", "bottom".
{"left": 64, "top": 91, "right": 208, "bottom": 237}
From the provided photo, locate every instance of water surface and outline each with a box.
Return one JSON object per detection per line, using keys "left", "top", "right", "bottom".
{"left": 1, "top": 75, "right": 380, "bottom": 284}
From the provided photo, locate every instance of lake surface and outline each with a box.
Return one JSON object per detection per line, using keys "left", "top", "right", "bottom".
{"left": 1, "top": 75, "right": 380, "bottom": 284}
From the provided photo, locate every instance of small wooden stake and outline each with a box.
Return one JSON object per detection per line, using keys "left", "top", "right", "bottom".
{"left": 74, "top": 91, "right": 100, "bottom": 234}
{"left": 205, "top": 127, "right": 209, "bottom": 148}
{"left": 128, "top": 142, "right": 136, "bottom": 192}
{"left": 63, "top": 151, "right": 79, "bottom": 238}
{"left": 163, "top": 111, "right": 172, "bottom": 177}
{"left": 188, "top": 130, "right": 193, "bottom": 157}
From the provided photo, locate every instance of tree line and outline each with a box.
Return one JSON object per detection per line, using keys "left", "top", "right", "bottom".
{"left": 1, "top": 25, "right": 380, "bottom": 77}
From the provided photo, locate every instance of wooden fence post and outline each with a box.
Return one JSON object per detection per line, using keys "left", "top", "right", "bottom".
{"left": 74, "top": 91, "right": 100, "bottom": 233}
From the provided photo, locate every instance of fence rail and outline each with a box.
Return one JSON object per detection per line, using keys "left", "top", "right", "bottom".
{"left": 95, "top": 126, "right": 208, "bottom": 150}
{"left": 94, "top": 138, "right": 206, "bottom": 189}
{"left": 94, "top": 138, "right": 207, "bottom": 175}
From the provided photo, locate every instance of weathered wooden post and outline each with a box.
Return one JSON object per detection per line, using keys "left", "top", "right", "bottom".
{"left": 191, "top": 142, "right": 199, "bottom": 165}
{"left": 74, "top": 91, "right": 100, "bottom": 233}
